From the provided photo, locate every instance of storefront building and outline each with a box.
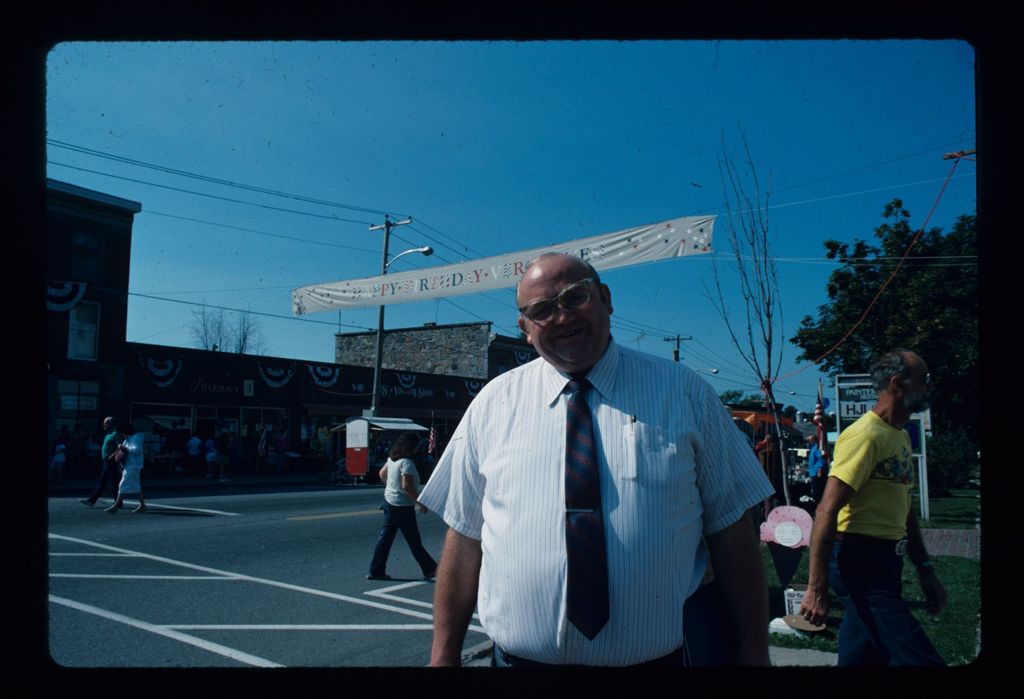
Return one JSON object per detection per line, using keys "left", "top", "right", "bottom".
{"left": 46, "top": 178, "right": 526, "bottom": 480}
{"left": 46, "top": 179, "right": 141, "bottom": 478}
{"left": 124, "top": 342, "right": 484, "bottom": 475}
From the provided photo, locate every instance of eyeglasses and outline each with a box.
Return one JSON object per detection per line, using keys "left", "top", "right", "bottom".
{"left": 518, "top": 278, "right": 595, "bottom": 322}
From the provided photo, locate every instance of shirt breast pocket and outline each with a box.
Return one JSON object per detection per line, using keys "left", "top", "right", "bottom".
{"left": 622, "top": 422, "right": 678, "bottom": 489}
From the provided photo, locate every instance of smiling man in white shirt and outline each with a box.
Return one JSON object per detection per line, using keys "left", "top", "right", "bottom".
{"left": 418, "top": 252, "right": 774, "bottom": 667}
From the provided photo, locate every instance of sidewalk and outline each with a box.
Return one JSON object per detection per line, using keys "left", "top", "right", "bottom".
{"left": 921, "top": 526, "right": 980, "bottom": 560}
{"left": 48, "top": 470, "right": 364, "bottom": 498}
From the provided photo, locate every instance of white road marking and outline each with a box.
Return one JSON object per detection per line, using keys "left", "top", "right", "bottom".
{"left": 50, "top": 533, "right": 435, "bottom": 622}
{"left": 365, "top": 581, "right": 481, "bottom": 622}
{"left": 77, "top": 498, "right": 239, "bottom": 516}
{"left": 49, "top": 595, "right": 283, "bottom": 668}
{"left": 51, "top": 574, "right": 239, "bottom": 580}
{"left": 287, "top": 509, "right": 379, "bottom": 521}
{"left": 373, "top": 581, "right": 426, "bottom": 594}
{"left": 162, "top": 630, "right": 432, "bottom": 634}
{"left": 50, "top": 553, "right": 136, "bottom": 557}
{"left": 364, "top": 581, "right": 436, "bottom": 611}
{"left": 137, "top": 502, "right": 240, "bottom": 516}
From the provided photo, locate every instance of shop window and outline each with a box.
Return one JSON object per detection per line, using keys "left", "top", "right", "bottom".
{"left": 67, "top": 302, "right": 99, "bottom": 361}
{"left": 70, "top": 230, "right": 101, "bottom": 282}
{"left": 57, "top": 379, "right": 101, "bottom": 413}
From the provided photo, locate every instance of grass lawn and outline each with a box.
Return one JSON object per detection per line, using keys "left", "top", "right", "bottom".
{"left": 913, "top": 487, "right": 981, "bottom": 530}
{"left": 761, "top": 490, "right": 981, "bottom": 664}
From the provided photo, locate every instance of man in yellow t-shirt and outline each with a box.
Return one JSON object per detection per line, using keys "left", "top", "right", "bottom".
{"left": 800, "top": 349, "right": 946, "bottom": 666}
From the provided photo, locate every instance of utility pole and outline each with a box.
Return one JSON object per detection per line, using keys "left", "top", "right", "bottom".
{"left": 942, "top": 149, "right": 976, "bottom": 160}
{"left": 663, "top": 335, "right": 692, "bottom": 362}
{"left": 368, "top": 215, "right": 413, "bottom": 417}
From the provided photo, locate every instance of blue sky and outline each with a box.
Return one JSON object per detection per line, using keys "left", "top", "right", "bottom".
{"left": 45, "top": 40, "right": 976, "bottom": 414}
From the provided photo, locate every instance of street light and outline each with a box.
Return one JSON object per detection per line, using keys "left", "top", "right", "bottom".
{"left": 388, "top": 246, "right": 433, "bottom": 268}
{"left": 695, "top": 368, "right": 719, "bottom": 375}
{"left": 367, "top": 215, "right": 433, "bottom": 417}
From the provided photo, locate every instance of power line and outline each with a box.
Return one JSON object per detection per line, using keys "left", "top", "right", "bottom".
{"left": 128, "top": 292, "right": 374, "bottom": 330}
{"left": 48, "top": 161, "right": 376, "bottom": 226}
{"left": 770, "top": 139, "right": 974, "bottom": 196}
{"left": 145, "top": 210, "right": 380, "bottom": 253}
{"left": 48, "top": 139, "right": 401, "bottom": 217}
{"left": 757, "top": 173, "right": 975, "bottom": 214}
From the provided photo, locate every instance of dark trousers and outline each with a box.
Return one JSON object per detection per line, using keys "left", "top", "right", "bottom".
{"left": 492, "top": 644, "right": 685, "bottom": 667}
{"left": 368, "top": 502, "right": 437, "bottom": 578}
{"left": 830, "top": 538, "right": 945, "bottom": 666}
{"left": 682, "top": 579, "right": 736, "bottom": 665}
{"left": 86, "top": 459, "right": 120, "bottom": 502}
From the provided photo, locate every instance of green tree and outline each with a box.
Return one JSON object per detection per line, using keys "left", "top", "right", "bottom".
{"left": 790, "top": 199, "right": 977, "bottom": 440}
{"left": 719, "top": 390, "right": 766, "bottom": 409}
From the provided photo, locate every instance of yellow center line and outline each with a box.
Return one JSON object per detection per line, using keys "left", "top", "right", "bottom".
{"left": 288, "top": 509, "right": 381, "bottom": 522}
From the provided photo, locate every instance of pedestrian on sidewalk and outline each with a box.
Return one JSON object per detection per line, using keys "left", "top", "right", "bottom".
{"left": 80, "top": 417, "right": 124, "bottom": 507}
{"left": 801, "top": 348, "right": 946, "bottom": 666}
{"left": 185, "top": 432, "right": 203, "bottom": 476}
{"left": 367, "top": 432, "right": 437, "bottom": 581}
{"left": 105, "top": 423, "right": 147, "bottom": 514}
{"left": 49, "top": 442, "right": 67, "bottom": 485}
{"left": 806, "top": 433, "right": 829, "bottom": 507}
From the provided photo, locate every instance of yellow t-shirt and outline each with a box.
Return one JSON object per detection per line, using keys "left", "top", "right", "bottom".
{"left": 830, "top": 410, "right": 914, "bottom": 540}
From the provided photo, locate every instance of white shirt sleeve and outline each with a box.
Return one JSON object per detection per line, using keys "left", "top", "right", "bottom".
{"left": 692, "top": 379, "right": 775, "bottom": 535}
{"left": 417, "top": 406, "right": 485, "bottom": 540}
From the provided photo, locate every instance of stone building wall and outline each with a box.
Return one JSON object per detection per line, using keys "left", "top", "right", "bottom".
{"left": 335, "top": 322, "right": 492, "bottom": 379}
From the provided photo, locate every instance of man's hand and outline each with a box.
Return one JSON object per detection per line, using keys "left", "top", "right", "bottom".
{"left": 799, "top": 583, "right": 830, "bottom": 627}
{"left": 918, "top": 567, "right": 947, "bottom": 614}
{"left": 417, "top": 503, "right": 428, "bottom": 514}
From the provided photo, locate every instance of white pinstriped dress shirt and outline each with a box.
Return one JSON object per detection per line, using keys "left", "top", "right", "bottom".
{"left": 418, "top": 341, "right": 774, "bottom": 665}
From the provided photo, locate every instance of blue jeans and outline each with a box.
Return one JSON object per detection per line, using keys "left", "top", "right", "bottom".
{"left": 368, "top": 502, "right": 437, "bottom": 578}
{"left": 829, "top": 537, "right": 945, "bottom": 666}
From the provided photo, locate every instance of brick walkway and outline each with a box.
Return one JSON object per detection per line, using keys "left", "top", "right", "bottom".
{"left": 920, "top": 528, "right": 980, "bottom": 560}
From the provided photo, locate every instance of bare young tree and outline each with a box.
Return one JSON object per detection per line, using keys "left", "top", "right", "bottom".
{"left": 190, "top": 305, "right": 230, "bottom": 351}
{"left": 705, "top": 131, "right": 789, "bottom": 505}
{"left": 189, "top": 305, "right": 265, "bottom": 355}
{"left": 230, "top": 309, "right": 265, "bottom": 355}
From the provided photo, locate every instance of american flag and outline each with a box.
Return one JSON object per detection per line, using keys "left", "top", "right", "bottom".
{"left": 427, "top": 425, "right": 436, "bottom": 455}
{"left": 813, "top": 380, "right": 828, "bottom": 458}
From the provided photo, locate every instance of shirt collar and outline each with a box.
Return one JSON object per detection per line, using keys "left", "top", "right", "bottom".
{"left": 541, "top": 338, "right": 620, "bottom": 406}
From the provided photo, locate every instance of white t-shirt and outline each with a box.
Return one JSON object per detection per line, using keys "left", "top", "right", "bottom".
{"left": 383, "top": 457, "right": 420, "bottom": 507}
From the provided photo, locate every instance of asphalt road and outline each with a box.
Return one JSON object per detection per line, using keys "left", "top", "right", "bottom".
{"left": 47, "top": 488, "right": 487, "bottom": 668}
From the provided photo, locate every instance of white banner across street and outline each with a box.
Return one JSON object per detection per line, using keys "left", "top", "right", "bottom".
{"left": 292, "top": 215, "right": 715, "bottom": 314}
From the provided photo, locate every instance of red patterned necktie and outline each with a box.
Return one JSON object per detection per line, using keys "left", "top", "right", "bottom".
{"left": 564, "top": 378, "right": 609, "bottom": 639}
